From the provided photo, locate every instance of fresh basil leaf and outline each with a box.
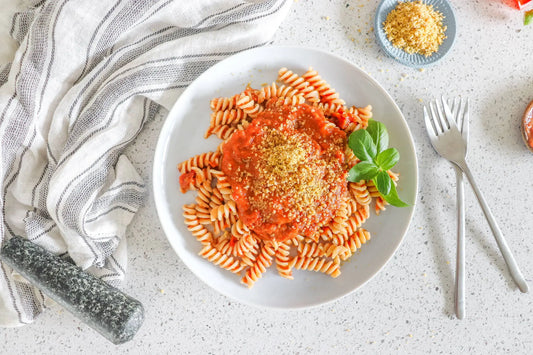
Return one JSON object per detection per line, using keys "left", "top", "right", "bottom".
{"left": 382, "top": 179, "right": 409, "bottom": 207}
{"left": 366, "top": 120, "right": 389, "bottom": 153}
{"left": 347, "top": 162, "right": 379, "bottom": 182}
{"left": 376, "top": 148, "right": 400, "bottom": 170}
{"left": 349, "top": 119, "right": 408, "bottom": 208}
{"left": 374, "top": 171, "right": 392, "bottom": 196}
{"left": 348, "top": 130, "right": 377, "bottom": 162}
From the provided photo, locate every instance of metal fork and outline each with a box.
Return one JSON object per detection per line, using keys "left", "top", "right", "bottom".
{"left": 446, "top": 97, "right": 468, "bottom": 319}
{"left": 423, "top": 98, "right": 529, "bottom": 295}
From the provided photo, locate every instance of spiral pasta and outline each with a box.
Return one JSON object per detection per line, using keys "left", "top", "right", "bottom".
{"left": 210, "top": 124, "right": 239, "bottom": 140}
{"left": 277, "top": 67, "right": 320, "bottom": 102}
{"left": 199, "top": 243, "right": 245, "bottom": 274}
{"left": 258, "top": 82, "right": 300, "bottom": 103}
{"left": 205, "top": 109, "right": 248, "bottom": 138}
{"left": 177, "top": 67, "right": 400, "bottom": 288}
{"left": 177, "top": 152, "right": 220, "bottom": 174}
{"left": 241, "top": 243, "right": 276, "bottom": 287}
{"left": 210, "top": 94, "right": 240, "bottom": 111}
{"left": 236, "top": 93, "right": 263, "bottom": 117}
{"left": 302, "top": 67, "right": 345, "bottom": 105}
{"left": 293, "top": 256, "right": 341, "bottom": 278}
{"left": 275, "top": 242, "right": 293, "bottom": 280}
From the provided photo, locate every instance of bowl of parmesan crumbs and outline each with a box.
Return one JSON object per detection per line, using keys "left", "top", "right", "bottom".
{"left": 374, "top": 0, "right": 456, "bottom": 68}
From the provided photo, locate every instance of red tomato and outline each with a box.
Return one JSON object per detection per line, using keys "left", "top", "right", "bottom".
{"left": 516, "top": 0, "right": 532, "bottom": 9}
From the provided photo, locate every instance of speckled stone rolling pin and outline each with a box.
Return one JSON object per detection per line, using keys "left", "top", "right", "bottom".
{"left": 0, "top": 236, "right": 144, "bottom": 344}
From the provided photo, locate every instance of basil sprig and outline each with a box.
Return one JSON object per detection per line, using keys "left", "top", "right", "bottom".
{"left": 347, "top": 120, "right": 408, "bottom": 207}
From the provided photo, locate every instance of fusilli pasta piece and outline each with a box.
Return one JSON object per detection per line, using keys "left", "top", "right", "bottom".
{"left": 234, "top": 234, "right": 257, "bottom": 258}
{"left": 194, "top": 181, "right": 212, "bottom": 208}
{"left": 231, "top": 219, "right": 250, "bottom": 238}
{"left": 216, "top": 174, "right": 233, "bottom": 200}
{"left": 195, "top": 204, "right": 212, "bottom": 225}
{"left": 258, "top": 82, "right": 300, "bottom": 103}
{"left": 293, "top": 256, "right": 341, "bottom": 278}
{"left": 343, "top": 121, "right": 363, "bottom": 135}
{"left": 240, "top": 238, "right": 261, "bottom": 267}
{"left": 327, "top": 202, "right": 349, "bottom": 236}
{"left": 183, "top": 204, "right": 213, "bottom": 245}
{"left": 345, "top": 197, "right": 359, "bottom": 216}
{"left": 288, "top": 235, "right": 304, "bottom": 246}
{"left": 205, "top": 109, "right": 248, "bottom": 137}
{"left": 366, "top": 179, "right": 381, "bottom": 198}
{"left": 266, "top": 95, "right": 306, "bottom": 107}
{"left": 236, "top": 93, "right": 263, "bottom": 117}
{"left": 345, "top": 205, "right": 370, "bottom": 234}
{"left": 275, "top": 242, "right": 293, "bottom": 279}
{"left": 355, "top": 105, "right": 372, "bottom": 126}
{"left": 302, "top": 67, "right": 344, "bottom": 105}
{"left": 388, "top": 170, "right": 400, "bottom": 182}
{"left": 209, "top": 187, "right": 224, "bottom": 208}
{"left": 298, "top": 241, "right": 348, "bottom": 260}
{"left": 177, "top": 152, "right": 220, "bottom": 173}
{"left": 210, "top": 200, "right": 237, "bottom": 221}
{"left": 374, "top": 196, "right": 388, "bottom": 215}
{"left": 314, "top": 102, "right": 345, "bottom": 116}
{"left": 199, "top": 243, "right": 245, "bottom": 274}
{"left": 298, "top": 241, "right": 323, "bottom": 258}
{"left": 241, "top": 243, "right": 276, "bottom": 288}
{"left": 349, "top": 181, "right": 372, "bottom": 206}
{"left": 210, "top": 124, "right": 238, "bottom": 140}
{"left": 343, "top": 228, "right": 371, "bottom": 254}
{"left": 210, "top": 94, "right": 240, "bottom": 111}
{"left": 277, "top": 67, "right": 320, "bottom": 102}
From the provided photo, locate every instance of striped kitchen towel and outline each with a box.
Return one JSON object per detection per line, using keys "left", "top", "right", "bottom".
{"left": 0, "top": 0, "right": 291, "bottom": 326}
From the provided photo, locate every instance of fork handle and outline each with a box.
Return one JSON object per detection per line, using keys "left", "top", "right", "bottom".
{"left": 454, "top": 166, "right": 466, "bottom": 319}
{"left": 456, "top": 160, "right": 529, "bottom": 293}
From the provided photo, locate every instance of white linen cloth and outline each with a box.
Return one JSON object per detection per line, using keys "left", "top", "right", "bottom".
{"left": 0, "top": 0, "right": 291, "bottom": 327}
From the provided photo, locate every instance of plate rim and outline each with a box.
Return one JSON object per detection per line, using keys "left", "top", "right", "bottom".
{"left": 152, "top": 45, "right": 419, "bottom": 309}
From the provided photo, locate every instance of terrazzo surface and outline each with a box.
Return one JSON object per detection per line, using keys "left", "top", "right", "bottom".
{"left": 1, "top": 0, "right": 533, "bottom": 354}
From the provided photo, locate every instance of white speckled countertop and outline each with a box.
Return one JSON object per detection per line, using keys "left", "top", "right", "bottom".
{"left": 2, "top": 0, "right": 533, "bottom": 353}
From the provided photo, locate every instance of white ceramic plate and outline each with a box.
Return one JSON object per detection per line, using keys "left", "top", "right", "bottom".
{"left": 153, "top": 46, "right": 418, "bottom": 309}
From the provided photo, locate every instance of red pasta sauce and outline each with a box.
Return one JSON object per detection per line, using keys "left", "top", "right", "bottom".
{"left": 179, "top": 172, "right": 196, "bottom": 193}
{"left": 221, "top": 102, "right": 347, "bottom": 242}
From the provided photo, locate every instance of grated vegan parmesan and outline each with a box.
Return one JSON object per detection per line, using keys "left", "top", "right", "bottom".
{"left": 383, "top": 1, "right": 446, "bottom": 57}
{"left": 251, "top": 127, "right": 329, "bottom": 218}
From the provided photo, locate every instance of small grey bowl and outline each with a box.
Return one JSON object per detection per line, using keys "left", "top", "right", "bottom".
{"left": 374, "top": 0, "right": 457, "bottom": 68}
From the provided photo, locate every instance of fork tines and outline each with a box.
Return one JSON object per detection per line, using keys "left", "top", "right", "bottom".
{"left": 424, "top": 97, "right": 468, "bottom": 137}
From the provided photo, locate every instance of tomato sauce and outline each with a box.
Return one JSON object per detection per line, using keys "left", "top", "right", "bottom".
{"left": 179, "top": 171, "right": 196, "bottom": 193}
{"left": 221, "top": 103, "right": 347, "bottom": 242}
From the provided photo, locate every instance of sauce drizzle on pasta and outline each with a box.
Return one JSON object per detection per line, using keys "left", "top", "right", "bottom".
{"left": 221, "top": 102, "right": 347, "bottom": 242}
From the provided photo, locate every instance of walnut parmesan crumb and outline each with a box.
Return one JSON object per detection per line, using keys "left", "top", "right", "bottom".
{"left": 382, "top": 0, "right": 446, "bottom": 57}
{"left": 252, "top": 128, "right": 328, "bottom": 216}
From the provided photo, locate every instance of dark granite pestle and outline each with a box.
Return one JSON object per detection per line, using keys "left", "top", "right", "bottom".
{"left": 0, "top": 236, "right": 144, "bottom": 344}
